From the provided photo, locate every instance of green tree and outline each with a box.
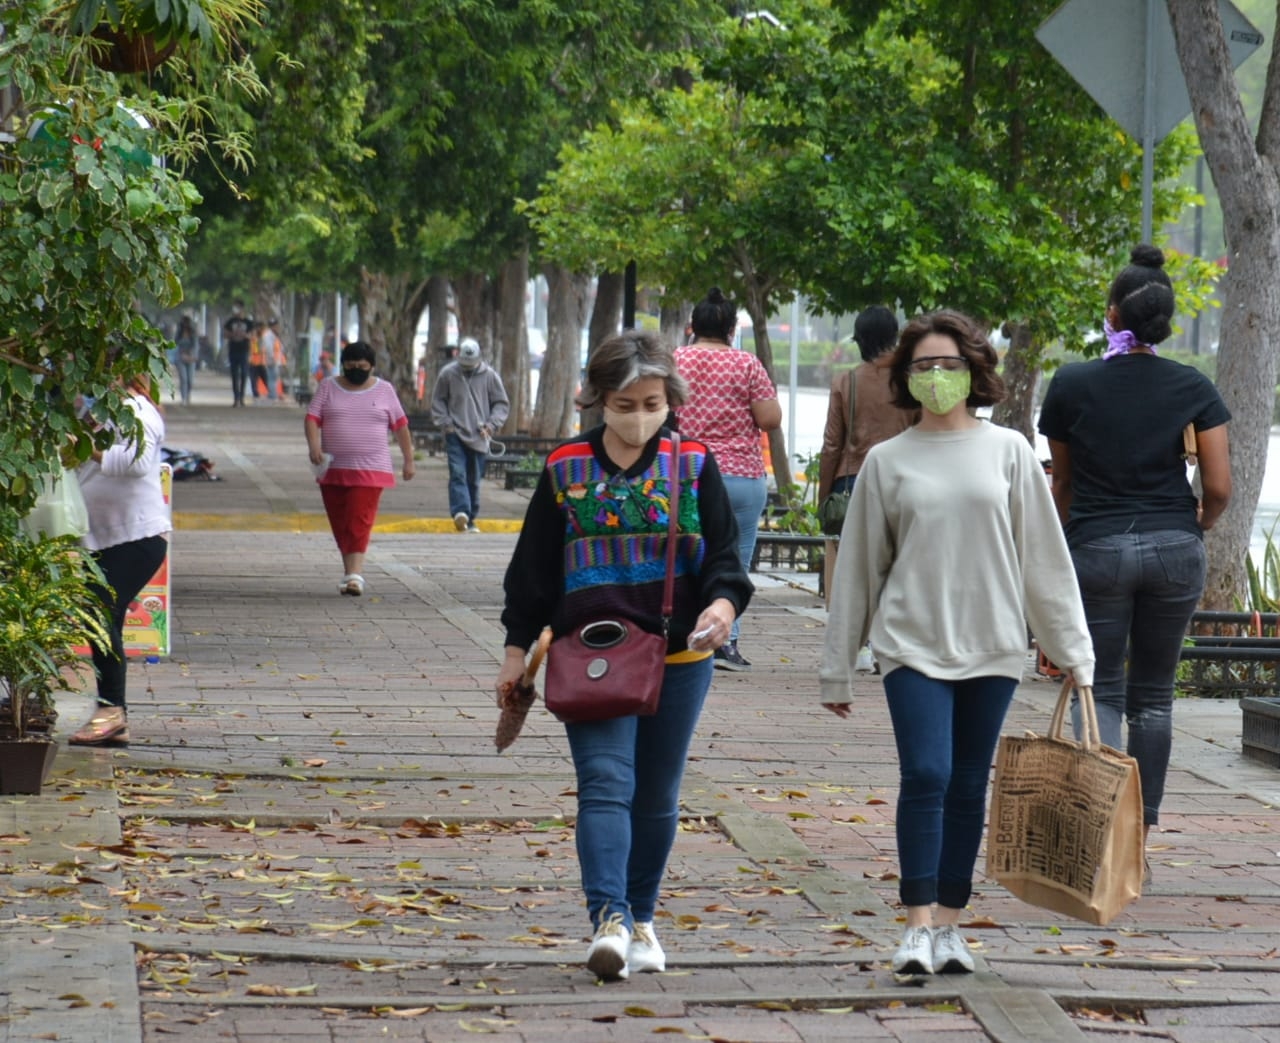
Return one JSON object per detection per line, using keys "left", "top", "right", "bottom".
{"left": 0, "top": 0, "right": 216, "bottom": 516}
{"left": 1169, "top": 0, "right": 1280, "bottom": 610}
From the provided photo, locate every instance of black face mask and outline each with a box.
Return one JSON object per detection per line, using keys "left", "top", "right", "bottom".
{"left": 343, "top": 367, "right": 372, "bottom": 385}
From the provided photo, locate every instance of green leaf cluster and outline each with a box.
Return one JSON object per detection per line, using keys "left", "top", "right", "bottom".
{"left": 0, "top": 0, "right": 205, "bottom": 518}
{"left": 0, "top": 523, "right": 111, "bottom": 736}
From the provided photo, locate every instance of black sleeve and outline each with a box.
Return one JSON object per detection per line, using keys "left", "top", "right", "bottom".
{"left": 1037, "top": 367, "right": 1070, "bottom": 441}
{"left": 691, "top": 449, "right": 754, "bottom": 618}
{"left": 500, "top": 466, "right": 563, "bottom": 650}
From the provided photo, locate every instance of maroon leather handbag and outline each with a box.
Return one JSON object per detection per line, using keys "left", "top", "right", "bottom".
{"left": 544, "top": 435, "right": 681, "bottom": 723}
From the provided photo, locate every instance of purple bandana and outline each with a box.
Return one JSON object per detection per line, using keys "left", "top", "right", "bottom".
{"left": 1102, "top": 318, "right": 1155, "bottom": 360}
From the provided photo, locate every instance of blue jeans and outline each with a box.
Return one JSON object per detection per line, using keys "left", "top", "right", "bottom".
{"left": 883, "top": 667, "right": 1016, "bottom": 909}
{"left": 175, "top": 359, "right": 195, "bottom": 404}
{"left": 564, "top": 656, "right": 714, "bottom": 930}
{"left": 721, "top": 475, "right": 767, "bottom": 642}
{"left": 444, "top": 432, "right": 483, "bottom": 521}
{"left": 1071, "top": 529, "right": 1206, "bottom": 825}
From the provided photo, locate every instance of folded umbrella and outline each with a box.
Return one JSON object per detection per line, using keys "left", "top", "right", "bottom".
{"left": 494, "top": 628, "right": 551, "bottom": 753}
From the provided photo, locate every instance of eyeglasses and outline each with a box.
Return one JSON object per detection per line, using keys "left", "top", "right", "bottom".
{"left": 907, "top": 355, "right": 969, "bottom": 374}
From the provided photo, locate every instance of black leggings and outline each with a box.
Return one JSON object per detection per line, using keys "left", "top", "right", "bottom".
{"left": 90, "top": 535, "right": 168, "bottom": 709}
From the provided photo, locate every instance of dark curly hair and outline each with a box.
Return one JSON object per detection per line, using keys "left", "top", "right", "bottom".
{"left": 689, "top": 287, "right": 738, "bottom": 343}
{"left": 1108, "top": 244, "right": 1175, "bottom": 346}
{"left": 888, "top": 310, "right": 1006, "bottom": 411}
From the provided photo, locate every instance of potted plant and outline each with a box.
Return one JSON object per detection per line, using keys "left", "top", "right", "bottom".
{"left": 0, "top": 522, "right": 111, "bottom": 795}
{"left": 65, "top": 0, "right": 263, "bottom": 72}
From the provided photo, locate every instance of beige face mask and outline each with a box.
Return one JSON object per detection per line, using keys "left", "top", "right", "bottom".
{"left": 603, "top": 405, "right": 667, "bottom": 448}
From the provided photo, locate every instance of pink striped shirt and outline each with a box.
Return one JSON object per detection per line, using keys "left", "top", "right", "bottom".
{"left": 307, "top": 377, "right": 408, "bottom": 487}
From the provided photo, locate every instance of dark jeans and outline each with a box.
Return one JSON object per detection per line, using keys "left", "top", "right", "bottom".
{"left": 1071, "top": 529, "right": 1206, "bottom": 826}
{"left": 564, "top": 657, "right": 714, "bottom": 930}
{"left": 228, "top": 345, "right": 249, "bottom": 403}
{"left": 883, "top": 666, "right": 1016, "bottom": 909}
{"left": 89, "top": 535, "right": 168, "bottom": 709}
{"left": 444, "top": 432, "right": 483, "bottom": 521}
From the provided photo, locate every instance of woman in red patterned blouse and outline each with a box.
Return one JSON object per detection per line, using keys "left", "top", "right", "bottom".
{"left": 674, "top": 287, "right": 781, "bottom": 671}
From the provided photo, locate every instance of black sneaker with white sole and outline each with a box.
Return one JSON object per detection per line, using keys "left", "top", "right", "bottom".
{"left": 713, "top": 641, "right": 751, "bottom": 671}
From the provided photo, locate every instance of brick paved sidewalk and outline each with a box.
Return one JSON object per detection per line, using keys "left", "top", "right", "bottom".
{"left": 3, "top": 383, "right": 1280, "bottom": 1042}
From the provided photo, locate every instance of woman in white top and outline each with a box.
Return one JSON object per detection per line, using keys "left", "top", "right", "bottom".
{"left": 70, "top": 377, "right": 171, "bottom": 746}
{"left": 819, "top": 310, "right": 1094, "bottom": 977}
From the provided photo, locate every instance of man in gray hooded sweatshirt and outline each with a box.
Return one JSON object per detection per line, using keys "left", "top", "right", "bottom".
{"left": 430, "top": 338, "right": 510, "bottom": 531}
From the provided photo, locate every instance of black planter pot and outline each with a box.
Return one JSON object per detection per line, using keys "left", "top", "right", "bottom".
{"left": 0, "top": 738, "right": 57, "bottom": 795}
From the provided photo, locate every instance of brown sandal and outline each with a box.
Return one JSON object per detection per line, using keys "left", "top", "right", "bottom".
{"left": 69, "top": 706, "right": 128, "bottom": 746}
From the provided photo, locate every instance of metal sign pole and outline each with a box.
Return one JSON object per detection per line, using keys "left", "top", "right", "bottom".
{"left": 1141, "top": 0, "right": 1157, "bottom": 242}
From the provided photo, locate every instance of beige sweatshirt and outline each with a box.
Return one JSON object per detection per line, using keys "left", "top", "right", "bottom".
{"left": 819, "top": 422, "right": 1094, "bottom": 703}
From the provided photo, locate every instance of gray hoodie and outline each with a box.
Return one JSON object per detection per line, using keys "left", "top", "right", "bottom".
{"left": 430, "top": 361, "right": 511, "bottom": 452}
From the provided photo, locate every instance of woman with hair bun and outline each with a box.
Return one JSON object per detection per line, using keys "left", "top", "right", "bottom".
{"left": 675, "top": 287, "right": 781, "bottom": 671}
{"left": 1039, "top": 244, "right": 1232, "bottom": 871}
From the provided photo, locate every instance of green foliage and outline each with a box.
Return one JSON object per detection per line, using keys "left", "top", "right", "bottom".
{"left": 0, "top": 0, "right": 214, "bottom": 518}
{"left": 0, "top": 522, "right": 111, "bottom": 736}
{"left": 67, "top": 0, "right": 262, "bottom": 50}
{"left": 1245, "top": 519, "right": 1280, "bottom": 615}
{"left": 771, "top": 452, "right": 823, "bottom": 535}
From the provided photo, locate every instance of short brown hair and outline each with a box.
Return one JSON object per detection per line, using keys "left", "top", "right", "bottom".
{"left": 888, "top": 310, "right": 1006, "bottom": 410}
{"left": 576, "top": 330, "right": 689, "bottom": 410}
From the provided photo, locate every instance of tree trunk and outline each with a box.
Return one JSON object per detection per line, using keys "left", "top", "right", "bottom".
{"left": 419, "top": 274, "right": 452, "bottom": 406}
{"left": 989, "top": 321, "right": 1038, "bottom": 445}
{"left": 496, "top": 251, "right": 529, "bottom": 432}
{"left": 534, "top": 263, "right": 589, "bottom": 438}
{"left": 1169, "top": 1, "right": 1280, "bottom": 610}
{"left": 589, "top": 271, "right": 624, "bottom": 356}
{"left": 453, "top": 271, "right": 494, "bottom": 355}
{"left": 357, "top": 267, "right": 427, "bottom": 413}
{"left": 659, "top": 301, "right": 686, "bottom": 346}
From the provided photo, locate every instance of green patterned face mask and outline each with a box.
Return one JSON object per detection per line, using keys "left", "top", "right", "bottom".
{"left": 908, "top": 367, "right": 971, "bottom": 415}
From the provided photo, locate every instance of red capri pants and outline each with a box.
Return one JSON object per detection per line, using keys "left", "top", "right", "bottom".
{"left": 319, "top": 484, "right": 384, "bottom": 554}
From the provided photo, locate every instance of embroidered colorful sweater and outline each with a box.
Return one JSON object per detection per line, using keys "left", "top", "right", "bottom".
{"left": 501, "top": 426, "right": 753, "bottom": 655}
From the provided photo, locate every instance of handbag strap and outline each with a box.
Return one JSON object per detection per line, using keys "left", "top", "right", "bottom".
{"left": 845, "top": 364, "right": 858, "bottom": 448}
{"left": 661, "top": 432, "right": 681, "bottom": 631}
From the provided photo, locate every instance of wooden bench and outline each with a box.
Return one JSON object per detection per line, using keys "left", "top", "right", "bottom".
{"left": 407, "top": 414, "right": 443, "bottom": 454}
{"left": 751, "top": 532, "right": 826, "bottom": 572}
{"left": 483, "top": 453, "right": 531, "bottom": 479}
{"left": 504, "top": 468, "right": 542, "bottom": 491}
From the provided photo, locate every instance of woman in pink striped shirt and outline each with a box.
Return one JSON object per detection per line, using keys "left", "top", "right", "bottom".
{"left": 305, "top": 341, "right": 415, "bottom": 596}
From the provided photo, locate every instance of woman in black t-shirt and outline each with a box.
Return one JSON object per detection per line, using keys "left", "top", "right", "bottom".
{"left": 1038, "top": 244, "right": 1231, "bottom": 869}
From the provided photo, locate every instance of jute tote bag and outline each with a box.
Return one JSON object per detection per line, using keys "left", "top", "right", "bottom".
{"left": 986, "top": 678, "right": 1144, "bottom": 925}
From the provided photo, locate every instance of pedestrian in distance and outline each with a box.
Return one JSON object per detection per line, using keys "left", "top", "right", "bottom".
{"left": 819, "top": 309, "right": 1095, "bottom": 976}
{"left": 70, "top": 375, "right": 171, "bottom": 747}
{"left": 496, "top": 330, "right": 753, "bottom": 982}
{"left": 430, "top": 337, "right": 509, "bottom": 533}
{"left": 674, "top": 286, "right": 781, "bottom": 671}
{"left": 304, "top": 340, "right": 415, "bottom": 597}
{"left": 1038, "top": 243, "right": 1231, "bottom": 869}
{"left": 248, "top": 320, "right": 269, "bottom": 401}
{"left": 817, "top": 305, "right": 915, "bottom": 633}
{"left": 261, "top": 317, "right": 285, "bottom": 401}
{"left": 173, "top": 314, "right": 198, "bottom": 406}
{"left": 223, "top": 300, "right": 252, "bottom": 407}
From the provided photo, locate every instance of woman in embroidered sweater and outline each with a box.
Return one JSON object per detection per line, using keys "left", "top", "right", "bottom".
{"left": 497, "top": 330, "right": 753, "bottom": 983}
{"left": 305, "top": 340, "right": 415, "bottom": 597}
{"left": 819, "top": 310, "right": 1095, "bottom": 978}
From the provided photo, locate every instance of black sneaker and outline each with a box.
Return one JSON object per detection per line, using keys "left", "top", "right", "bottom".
{"left": 713, "top": 641, "right": 752, "bottom": 671}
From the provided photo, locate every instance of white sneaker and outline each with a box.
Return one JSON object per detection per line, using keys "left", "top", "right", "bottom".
{"left": 586, "top": 914, "right": 630, "bottom": 980}
{"left": 453, "top": 511, "right": 469, "bottom": 532}
{"left": 931, "top": 925, "right": 974, "bottom": 973}
{"left": 891, "top": 925, "right": 934, "bottom": 975}
{"left": 855, "top": 646, "right": 877, "bottom": 672}
{"left": 627, "top": 921, "right": 665, "bottom": 973}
